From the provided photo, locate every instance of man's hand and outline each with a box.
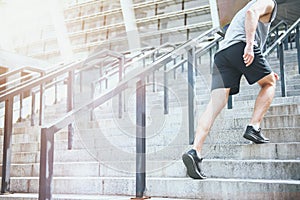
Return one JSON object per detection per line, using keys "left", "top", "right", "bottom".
{"left": 243, "top": 43, "right": 254, "bottom": 67}
{"left": 274, "top": 72, "right": 279, "bottom": 81}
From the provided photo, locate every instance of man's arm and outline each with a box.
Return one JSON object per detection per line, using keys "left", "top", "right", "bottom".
{"left": 243, "top": 0, "right": 275, "bottom": 67}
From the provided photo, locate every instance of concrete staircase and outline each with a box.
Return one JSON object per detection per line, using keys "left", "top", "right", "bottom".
{"left": 0, "top": 47, "right": 299, "bottom": 199}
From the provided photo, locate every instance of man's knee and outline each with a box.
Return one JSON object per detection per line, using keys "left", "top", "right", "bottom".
{"left": 211, "top": 88, "right": 230, "bottom": 108}
{"left": 258, "top": 72, "right": 277, "bottom": 88}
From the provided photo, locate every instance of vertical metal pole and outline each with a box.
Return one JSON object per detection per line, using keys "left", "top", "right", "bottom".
{"left": 54, "top": 80, "right": 58, "bottom": 104}
{"left": 67, "top": 70, "right": 74, "bottom": 150}
{"left": 164, "top": 65, "right": 169, "bottom": 114}
{"left": 1, "top": 98, "right": 13, "bottom": 194}
{"left": 18, "top": 93, "right": 23, "bottom": 122}
{"left": 290, "top": 34, "right": 293, "bottom": 50}
{"left": 79, "top": 71, "right": 83, "bottom": 93}
{"left": 99, "top": 79, "right": 102, "bottom": 93}
{"left": 39, "top": 83, "right": 45, "bottom": 126}
{"left": 284, "top": 24, "right": 288, "bottom": 50}
{"left": 38, "top": 128, "right": 54, "bottom": 200}
{"left": 181, "top": 55, "right": 185, "bottom": 72}
{"left": 152, "top": 71, "right": 156, "bottom": 92}
{"left": 296, "top": 25, "right": 300, "bottom": 74}
{"left": 119, "top": 57, "right": 124, "bottom": 118}
{"left": 279, "top": 43, "right": 286, "bottom": 97}
{"left": 227, "top": 95, "right": 233, "bottom": 109}
{"left": 31, "top": 92, "right": 36, "bottom": 126}
{"left": 276, "top": 28, "right": 280, "bottom": 58}
{"left": 90, "top": 82, "right": 95, "bottom": 121}
{"left": 187, "top": 47, "right": 195, "bottom": 145}
{"left": 136, "top": 79, "right": 146, "bottom": 198}
{"left": 152, "top": 54, "right": 156, "bottom": 92}
{"left": 173, "top": 59, "right": 177, "bottom": 80}
{"left": 209, "top": 47, "right": 213, "bottom": 73}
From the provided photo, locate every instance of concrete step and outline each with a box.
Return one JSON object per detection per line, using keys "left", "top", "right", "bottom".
{"left": 93, "top": 113, "right": 300, "bottom": 133}
{"left": 0, "top": 101, "right": 298, "bottom": 156}
{"left": 288, "top": 89, "right": 300, "bottom": 96}
{"left": 3, "top": 158, "right": 300, "bottom": 180}
{"left": 208, "top": 127, "right": 300, "bottom": 144}
{"left": 201, "top": 142, "right": 300, "bottom": 160}
{"left": 8, "top": 139, "right": 84, "bottom": 153}
{"left": 0, "top": 149, "right": 96, "bottom": 164}
{"left": 0, "top": 162, "right": 101, "bottom": 177}
{"left": 8, "top": 177, "right": 300, "bottom": 199}
{"left": 0, "top": 129, "right": 69, "bottom": 144}
{"left": 0, "top": 193, "right": 193, "bottom": 200}
{"left": 77, "top": 121, "right": 300, "bottom": 147}
{"left": 4, "top": 125, "right": 298, "bottom": 157}
{"left": 97, "top": 158, "right": 300, "bottom": 179}
{"left": 233, "top": 96, "right": 300, "bottom": 107}
{"left": 1, "top": 142, "right": 299, "bottom": 165}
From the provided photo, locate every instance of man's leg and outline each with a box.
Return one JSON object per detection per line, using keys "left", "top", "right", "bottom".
{"left": 244, "top": 72, "right": 277, "bottom": 143}
{"left": 250, "top": 72, "right": 277, "bottom": 126}
{"left": 182, "top": 88, "right": 230, "bottom": 179}
{"left": 193, "top": 88, "right": 230, "bottom": 155}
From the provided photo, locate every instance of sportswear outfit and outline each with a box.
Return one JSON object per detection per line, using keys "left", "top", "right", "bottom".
{"left": 183, "top": 0, "right": 277, "bottom": 179}
{"left": 212, "top": 0, "right": 277, "bottom": 95}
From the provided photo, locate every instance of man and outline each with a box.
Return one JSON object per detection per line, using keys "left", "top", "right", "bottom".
{"left": 182, "top": 0, "right": 278, "bottom": 179}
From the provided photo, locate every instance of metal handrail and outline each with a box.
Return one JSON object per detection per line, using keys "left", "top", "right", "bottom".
{"left": 0, "top": 66, "right": 45, "bottom": 81}
{"left": 91, "top": 42, "right": 177, "bottom": 95}
{"left": 37, "top": 27, "right": 222, "bottom": 200}
{"left": 269, "top": 20, "right": 288, "bottom": 34}
{"left": 0, "top": 73, "right": 41, "bottom": 95}
{"left": 263, "top": 20, "right": 288, "bottom": 52}
{"left": 0, "top": 49, "right": 114, "bottom": 194}
{"left": 1, "top": 48, "right": 122, "bottom": 193}
{"left": 263, "top": 18, "right": 300, "bottom": 56}
{"left": 263, "top": 18, "right": 300, "bottom": 97}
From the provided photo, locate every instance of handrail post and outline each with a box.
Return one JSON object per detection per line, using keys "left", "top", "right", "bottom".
{"left": 152, "top": 53, "right": 156, "bottom": 92}
{"left": 18, "top": 93, "right": 23, "bottom": 122}
{"left": 181, "top": 55, "right": 185, "bottom": 72}
{"left": 164, "top": 65, "right": 169, "bottom": 114}
{"left": 90, "top": 82, "right": 95, "bottom": 121}
{"left": 276, "top": 27, "right": 280, "bottom": 58}
{"left": 284, "top": 23, "right": 288, "bottom": 50}
{"left": 67, "top": 70, "right": 74, "bottom": 150}
{"left": 39, "top": 83, "right": 45, "bottom": 126}
{"left": 296, "top": 24, "right": 300, "bottom": 74}
{"left": 1, "top": 97, "right": 13, "bottom": 194}
{"left": 152, "top": 71, "right": 156, "bottom": 92}
{"left": 135, "top": 79, "right": 146, "bottom": 199}
{"left": 38, "top": 71, "right": 46, "bottom": 126}
{"left": 79, "top": 71, "right": 83, "bottom": 93}
{"left": 173, "top": 58, "right": 177, "bottom": 80}
{"left": 54, "top": 79, "right": 58, "bottom": 104}
{"left": 38, "top": 128, "right": 54, "bottom": 200}
{"left": 31, "top": 91, "right": 36, "bottom": 126}
{"left": 119, "top": 56, "right": 124, "bottom": 118}
{"left": 227, "top": 95, "right": 233, "bottom": 109}
{"left": 187, "top": 47, "right": 195, "bottom": 144}
{"left": 279, "top": 43, "right": 287, "bottom": 97}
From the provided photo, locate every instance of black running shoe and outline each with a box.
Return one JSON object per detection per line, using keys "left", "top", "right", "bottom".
{"left": 182, "top": 149, "right": 206, "bottom": 179}
{"left": 243, "top": 125, "right": 269, "bottom": 144}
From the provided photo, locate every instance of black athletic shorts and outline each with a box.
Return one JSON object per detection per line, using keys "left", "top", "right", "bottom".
{"left": 212, "top": 42, "right": 272, "bottom": 95}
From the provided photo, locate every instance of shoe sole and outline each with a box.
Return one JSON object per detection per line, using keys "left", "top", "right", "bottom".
{"left": 182, "top": 153, "right": 206, "bottom": 179}
{"left": 243, "top": 133, "right": 269, "bottom": 144}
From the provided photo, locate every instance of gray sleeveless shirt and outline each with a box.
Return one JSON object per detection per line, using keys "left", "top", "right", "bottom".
{"left": 218, "top": 0, "right": 277, "bottom": 52}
